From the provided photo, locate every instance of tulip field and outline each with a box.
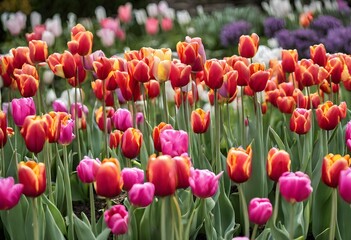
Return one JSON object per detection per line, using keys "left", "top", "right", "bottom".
{"left": 1, "top": 1, "right": 351, "bottom": 240}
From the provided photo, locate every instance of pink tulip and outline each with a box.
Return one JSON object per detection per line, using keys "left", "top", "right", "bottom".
{"left": 118, "top": 3, "right": 133, "bottom": 23}
{"left": 128, "top": 182, "right": 155, "bottom": 207}
{"left": 145, "top": 18, "right": 159, "bottom": 35}
{"left": 97, "top": 28, "right": 115, "bottom": 47}
{"left": 279, "top": 171, "right": 313, "bottom": 203}
{"left": 136, "top": 112, "right": 144, "bottom": 125}
{"left": 161, "top": 18, "right": 173, "bottom": 31}
{"left": 189, "top": 168, "right": 223, "bottom": 198}
{"left": 70, "top": 103, "right": 89, "bottom": 119}
{"left": 0, "top": 177, "right": 23, "bottom": 210}
{"left": 76, "top": 156, "right": 101, "bottom": 183}
{"left": 248, "top": 198, "right": 273, "bottom": 225}
{"left": 112, "top": 108, "right": 133, "bottom": 132}
{"left": 58, "top": 117, "right": 75, "bottom": 145}
{"left": 104, "top": 205, "right": 129, "bottom": 235}
{"left": 11, "top": 97, "right": 36, "bottom": 127}
{"left": 160, "top": 129, "right": 188, "bottom": 157}
{"left": 121, "top": 167, "right": 144, "bottom": 191}
{"left": 338, "top": 168, "right": 351, "bottom": 203}
{"left": 52, "top": 99, "right": 68, "bottom": 113}
{"left": 232, "top": 237, "right": 249, "bottom": 240}
{"left": 345, "top": 121, "right": 351, "bottom": 152}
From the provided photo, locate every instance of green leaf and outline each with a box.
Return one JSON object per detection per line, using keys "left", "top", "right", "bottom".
{"left": 44, "top": 205, "right": 66, "bottom": 240}
{"left": 54, "top": 164, "right": 65, "bottom": 212}
{"left": 42, "top": 195, "right": 67, "bottom": 236}
{"left": 96, "top": 228, "right": 111, "bottom": 240}
{"left": 73, "top": 215, "right": 96, "bottom": 240}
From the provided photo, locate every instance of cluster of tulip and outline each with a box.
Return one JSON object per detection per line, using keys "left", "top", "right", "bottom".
{"left": 0, "top": 20, "right": 351, "bottom": 240}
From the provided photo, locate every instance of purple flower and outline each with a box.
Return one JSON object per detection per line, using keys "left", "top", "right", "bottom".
{"left": 52, "top": 99, "right": 68, "bottom": 113}
{"left": 112, "top": 108, "right": 132, "bottom": 132}
{"left": 323, "top": 27, "right": 351, "bottom": 54}
{"left": 0, "top": 177, "right": 23, "bottom": 210}
{"left": 136, "top": 112, "right": 144, "bottom": 125}
{"left": 58, "top": 117, "right": 75, "bottom": 145}
{"left": 70, "top": 102, "right": 89, "bottom": 119}
{"left": 76, "top": 156, "right": 101, "bottom": 183}
{"left": 104, "top": 205, "right": 128, "bottom": 236}
{"left": 128, "top": 182, "right": 155, "bottom": 207}
{"left": 345, "top": 121, "right": 351, "bottom": 152}
{"left": 189, "top": 168, "right": 223, "bottom": 198}
{"left": 338, "top": 168, "right": 351, "bottom": 203}
{"left": 276, "top": 29, "right": 295, "bottom": 50}
{"left": 248, "top": 198, "right": 273, "bottom": 225}
{"left": 11, "top": 97, "right": 36, "bottom": 127}
{"left": 220, "top": 20, "right": 251, "bottom": 48}
{"left": 310, "top": 15, "right": 343, "bottom": 38}
{"left": 160, "top": 129, "right": 188, "bottom": 157}
{"left": 121, "top": 167, "right": 144, "bottom": 191}
{"left": 264, "top": 17, "right": 285, "bottom": 38}
{"left": 279, "top": 171, "right": 313, "bottom": 203}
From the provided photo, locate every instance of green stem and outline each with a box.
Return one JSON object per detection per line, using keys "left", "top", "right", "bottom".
{"left": 161, "top": 82, "right": 169, "bottom": 123}
{"left": 132, "top": 97, "right": 137, "bottom": 129}
{"left": 171, "top": 195, "right": 182, "bottom": 240}
{"left": 273, "top": 183, "right": 280, "bottom": 225}
{"left": 89, "top": 183, "right": 96, "bottom": 235}
{"left": 161, "top": 197, "right": 167, "bottom": 240}
{"left": 32, "top": 197, "right": 39, "bottom": 240}
{"left": 1, "top": 148, "right": 4, "bottom": 177}
{"left": 238, "top": 184, "right": 250, "bottom": 237}
{"left": 74, "top": 86, "right": 82, "bottom": 161}
{"left": 289, "top": 203, "right": 295, "bottom": 240}
{"left": 329, "top": 189, "right": 337, "bottom": 240}
{"left": 44, "top": 143, "right": 53, "bottom": 202}
{"left": 102, "top": 82, "right": 109, "bottom": 158}
{"left": 214, "top": 89, "right": 221, "bottom": 173}
{"left": 251, "top": 224, "right": 258, "bottom": 240}
{"left": 63, "top": 146, "right": 74, "bottom": 240}
{"left": 240, "top": 87, "right": 246, "bottom": 146}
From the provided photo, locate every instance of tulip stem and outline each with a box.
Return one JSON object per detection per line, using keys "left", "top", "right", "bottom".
{"left": 44, "top": 143, "right": 53, "bottom": 202}
{"left": 240, "top": 87, "right": 246, "bottom": 146}
{"left": 63, "top": 145, "right": 75, "bottom": 240}
{"left": 289, "top": 203, "right": 295, "bottom": 240}
{"left": 1, "top": 148, "right": 4, "bottom": 177}
{"left": 272, "top": 183, "right": 280, "bottom": 224}
{"left": 214, "top": 89, "right": 221, "bottom": 173}
{"left": 74, "top": 86, "right": 82, "bottom": 161}
{"left": 102, "top": 81, "right": 109, "bottom": 158}
{"left": 32, "top": 197, "right": 39, "bottom": 240}
{"left": 329, "top": 189, "right": 337, "bottom": 240}
{"left": 238, "top": 184, "right": 250, "bottom": 237}
{"left": 251, "top": 224, "right": 258, "bottom": 240}
{"left": 89, "top": 183, "right": 96, "bottom": 235}
{"left": 161, "top": 197, "right": 167, "bottom": 240}
{"left": 161, "top": 82, "right": 169, "bottom": 123}
{"left": 171, "top": 195, "right": 182, "bottom": 240}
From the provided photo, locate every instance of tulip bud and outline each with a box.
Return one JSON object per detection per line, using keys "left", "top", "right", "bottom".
{"left": 248, "top": 63, "right": 270, "bottom": 92}
{"left": 338, "top": 168, "right": 351, "bottom": 203}
{"left": 128, "top": 182, "right": 155, "bottom": 207}
{"left": 290, "top": 108, "right": 312, "bottom": 134}
{"left": 227, "top": 145, "right": 252, "bottom": 183}
{"left": 310, "top": 44, "right": 327, "bottom": 67}
{"left": 11, "top": 97, "right": 36, "bottom": 127}
{"left": 95, "top": 158, "right": 123, "bottom": 198}
{"left": 160, "top": 129, "right": 188, "bottom": 157}
{"left": 52, "top": 99, "right": 68, "bottom": 113}
{"left": 95, "top": 106, "right": 114, "bottom": 133}
{"left": 316, "top": 101, "right": 346, "bottom": 130}
{"left": 18, "top": 160, "right": 46, "bottom": 197}
{"left": 146, "top": 155, "right": 177, "bottom": 197}
{"left": 281, "top": 49, "right": 298, "bottom": 73}
{"left": 67, "top": 24, "right": 93, "bottom": 56}
{"left": 238, "top": 33, "right": 259, "bottom": 58}
{"left": 14, "top": 63, "right": 39, "bottom": 97}
{"left": 121, "top": 167, "right": 144, "bottom": 191}
{"left": 0, "top": 177, "right": 23, "bottom": 210}
{"left": 279, "top": 171, "right": 312, "bottom": 203}
{"left": 20, "top": 115, "right": 48, "bottom": 154}
{"left": 47, "top": 51, "right": 77, "bottom": 79}
{"left": 322, "top": 153, "right": 350, "bottom": 188}
{"left": 29, "top": 40, "right": 48, "bottom": 64}
{"left": 152, "top": 122, "right": 173, "bottom": 152}
{"left": 189, "top": 168, "right": 223, "bottom": 198}
{"left": 248, "top": 198, "right": 273, "bottom": 225}
{"left": 104, "top": 205, "right": 128, "bottom": 235}
{"left": 58, "top": 114, "right": 75, "bottom": 145}
{"left": 191, "top": 108, "right": 210, "bottom": 134}
{"left": 121, "top": 128, "right": 143, "bottom": 159}
{"left": 266, "top": 147, "right": 291, "bottom": 182}
{"left": 144, "top": 80, "right": 160, "bottom": 98}
{"left": 76, "top": 156, "right": 101, "bottom": 183}
{"left": 112, "top": 108, "right": 133, "bottom": 132}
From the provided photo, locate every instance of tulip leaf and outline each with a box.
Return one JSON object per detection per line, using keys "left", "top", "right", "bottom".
{"left": 54, "top": 164, "right": 65, "bottom": 212}
{"left": 80, "top": 212, "right": 91, "bottom": 228}
{"left": 268, "top": 126, "right": 287, "bottom": 151}
{"left": 140, "top": 141, "right": 149, "bottom": 171}
{"left": 73, "top": 215, "right": 96, "bottom": 240}
{"left": 44, "top": 205, "right": 65, "bottom": 240}
{"left": 96, "top": 228, "right": 111, "bottom": 240}
{"left": 139, "top": 203, "right": 152, "bottom": 240}
{"left": 42, "top": 194, "right": 67, "bottom": 236}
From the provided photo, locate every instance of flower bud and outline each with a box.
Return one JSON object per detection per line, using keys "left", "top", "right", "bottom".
{"left": 322, "top": 153, "right": 350, "bottom": 188}
{"left": 248, "top": 198, "right": 273, "bottom": 225}
{"left": 18, "top": 160, "right": 46, "bottom": 197}
{"left": 227, "top": 145, "right": 252, "bottom": 183}
{"left": 0, "top": 177, "right": 23, "bottom": 210}
{"left": 95, "top": 158, "right": 123, "bottom": 198}
{"left": 104, "top": 205, "right": 128, "bottom": 235}
{"left": 338, "top": 168, "right": 351, "bottom": 203}
{"left": 290, "top": 108, "right": 312, "bottom": 134}
{"left": 121, "top": 128, "right": 143, "bottom": 159}
{"left": 279, "top": 171, "right": 312, "bottom": 203}
{"left": 189, "top": 168, "right": 223, "bottom": 198}
{"left": 121, "top": 167, "right": 144, "bottom": 191}
{"left": 160, "top": 129, "right": 188, "bottom": 157}
{"left": 128, "top": 182, "right": 155, "bottom": 207}
{"left": 76, "top": 156, "right": 101, "bottom": 183}
{"left": 266, "top": 147, "right": 291, "bottom": 182}
{"left": 191, "top": 108, "right": 210, "bottom": 134}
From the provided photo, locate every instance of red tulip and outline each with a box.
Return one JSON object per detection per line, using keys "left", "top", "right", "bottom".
{"left": 18, "top": 160, "right": 46, "bottom": 197}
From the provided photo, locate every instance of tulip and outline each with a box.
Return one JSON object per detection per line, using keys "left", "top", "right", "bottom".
{"left": 176, "top": 38, "right": 205, "bottom": 72}
{"left": 128, "top": 182, "right": 155, "bottom": 207}
{"left": 121, "top": 167, "right": 144, "bottom": 191}
{"left": 95, "top": 158, "right": 123, "bottom": 198}
{"left": 29, "top": 40, "right": 48, "bottom": 64}
{"left": 76, "top": 156, "right": 101, "bottom": 183}
{"left": 290, "top": 108, "right": 312, "bottom": 135}
{"left": 121, "top": 128, "right": 143, "bottom": 159}
{"left": 44, "top": 112, "right": 62, "bottom": 143}
{"left": 11, "top": 98, "right": 36, "bottom": 127}
{"left": 104, "top": 205, "right": 128, "bottom": 235}
{"left": 146, "top": 155, "right": 177, "bottom": 196}
{"left": 11, "top": 47, "right": 32, "bottom": 69}
{"left": 118, "top": 2, "right": 132, "bottom": 23}
{"left": 326, "top": 57, "right": 344, "bottom": 84}
{"left": 279, "top": 171, "right": 312, "bottom": 203}
{"left": 112, "top": 108, "right": 133, "bottom": 132}
{"left": 248, "top": 198, "right": 273, "bottom": 225}
{"left": 91, "top": 80, "right": 115, "bottom": 106}
{"left": 0, "top": 177, "right": 23, "bottom": 210}
{"left": 67, "top": 53, "right": 87, "bottom": 87}
{"left": 322, "top": 153, "right": 351, "bottom": 188}
{"left": 189, "top": 168, "right": 223, "bottom": 198}
{"left": 58, "top": 114, "right": 75, "bottom": 145}
{"left": 233, "top": 60, "right": 250, "bottom": 86}
{"left": 52, "top": 99, "right": 68, "bottom": 113}
{"left": 116, "top": 69, "right": 141, "bottom": 101}
{"left": 13, "top": 63, "right": 39, "bottom": 97}
{"left": 152, "top": 56, "right": 171, "bottom": 83}
{"left": 191, "top": 108, "right": 210, "bottom": 134}
{"left": 346, "top": 121, "right": 351, "bottom": 152}
{"left": 127, "top": 59, "right": 150, "bottom": 83}
{"left": 144, "top": 80, "right": 160, "bottom": 98}
{"left": 160, "top": 129, "right": 188, "bottom": 157}
{"left": 95, "top": 106, "right": 114, "bottom": 133}
{"left": 316, "top": 101, "right": 346, "bottom": 130}
{"left": 281, "top": 49, "right": 298, "bottom": 73}
{"left": 0, "top": 111, "right": 7, "bottom": 148}
{"left": 18, "top": 160, "right": 46, "bottom": 197}
{"left": 238, "top": 33, "right": 259, "bottom": 58}
{"left": 67, "top": 24, "right": 93, "bottom": 56}
{"left": 47, "top": 51, "right": 77, "bottom": 79}
{"left": 310, "top": 44, "right": 327, "bottom": 67}
{"left": 338, "top": 168, "right": 351, "bottom": 203}
{"left": 266, "top": 147, "right": 291, "bottom": 182}
{"left": 20, "top": 115, "right": 48, "bottom": 154}
{"left": 173, "top": 154, "right": 192, "bottom": 189}
{"left": 226, "top": 145, "right": 252, "bottom": 183}
{"left": 109, "top": 130, "right": 123, "bottom": 149}
{"left": 248, "top": 63, "right": 270, "bottom": 92}
{"left": 169, "top": 62, "right": 191, "bottom": 89}
{"left": 276, "top": 96, "right": 296, "bottom": 114}
{"left": 232, "top": 237, "right": 249, "bottom": 240}
{"left": 203, "top": 59, "right": 227, "bottom": 90}
{"left": 0, "top": 55, "right": 14, "bottom": 87}
{"left": 145, "top": 18, "right": 159, "bottom": 35}
{"left": 218, "top": 70, "right": 238, "bottom": 99}
{"left": 152, "top": 122, "right": 173, "bottom": 152}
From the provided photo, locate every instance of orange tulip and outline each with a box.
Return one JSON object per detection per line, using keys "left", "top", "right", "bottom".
{"left": 93, "top": 56, "right": 119, "bottom": 80}
{"left": 176, "top": 41, "right": 203, "bottom": 72}
{"left": 203, "top": 59, "right": 227, "bottom": 89}
{"left": 299, "top": 11, "right": 313, "bottom": 28}
{"left": 147, "top": 154, "right": 177, "bottom": 196}
{"left": 20, "top": 115, "right": 48, "bottom": 154}
{"left": 44, "top": 112, "right": 62, "bottom": 143}
{"left": 290, "top": 108, "right": 312, "bottom": 134}
{"left": 116, "top": 69, "right": 141, "bottom": 101}
{"left": 67, "top": 54, "right": 87, "bottom": 87}
{"left": 233, "top": 60, "right": 250, "bottom": 86}
{"left": 109, "top": 130, "right": 123, "bottom": 149}
{"left": 191, "top": 108, "right": 210, "bottom": 134}
{"left": 173, "top": 154, "right": 192, "bottom": 189}
{"left": 266, "top": 147, "right": 291, "bottom": 182}
{"left": 95, "top": 158, "right": 123, "bottom": 198}
{"left": 281, "top": 49, "right": 298, "bottom": 73}
{"left": 310, "top": 44, "right": 327, "bottom": 67}
{"left": 67, "top": 24, "right": 93, "bottom": 56}
{"left": 13, "top": 63, "right": 39, "bottom": 97}
{"left": 322, "top": 153, "right": 351, "bottom": 188}
{"left": 47, "top": 51, "right": 77, "bottom": 79}
{"left": 121, "top": 128, "right": 143, "bottom": 159}
{"left": 326, "top": 56, "right": 344, "bottom": 84}
{"left": 0, "top": 55, "right": 15, "bottom": 87}
{"left": 238, "top": 33, "right": 259, "bottom": 58}
{"left": 248, "top": 63, "right": 270, "bottom": 92}
{"left": 95, "top": 106, "right": 114, "bottom": 133}
{"left": 29, "top": 40, "right": 48, "bottom": 64}
{"left": 226, "top": 145, "right": 252, "bottom": 183}
{"left": 18, "top": 160, "right": 46, "bottom": 197}
{"left": 276, "top": 96, "right": 296, "bottom": 114}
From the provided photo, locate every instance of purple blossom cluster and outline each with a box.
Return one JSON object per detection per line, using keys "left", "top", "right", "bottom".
{"left": 264, "top": 17, "right": 285, "bottom": 38}
{"left": 323, "top": 27, "right": 351, "bottom": 53}
{"left": 310, "top": 15, "right": 343, "bottom": 38}
{"left": 220, "top": 20, "right": 251, "bottom": 47}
